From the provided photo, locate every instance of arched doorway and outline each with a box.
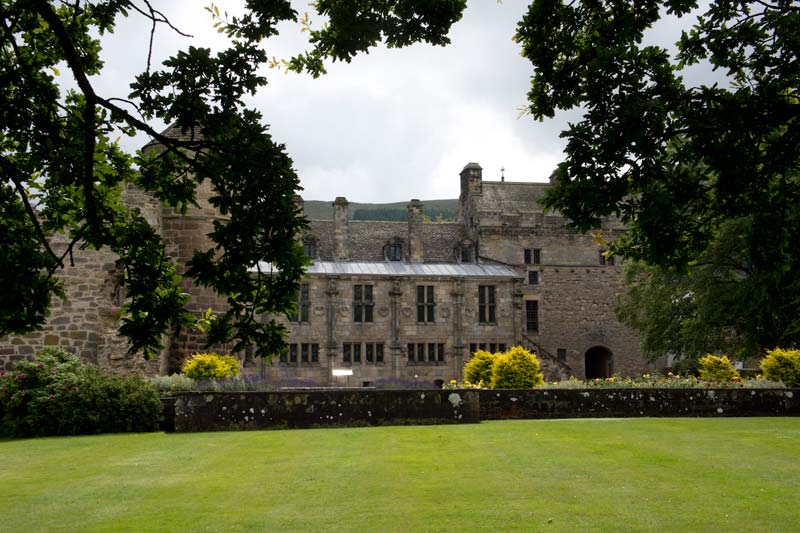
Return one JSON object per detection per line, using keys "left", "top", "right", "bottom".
{"left": 585, "top": 346, "right": 614, "bottom": 379}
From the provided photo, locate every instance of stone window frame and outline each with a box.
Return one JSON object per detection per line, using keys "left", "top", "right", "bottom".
{"left": 416, "top": 285, "right": 435, "bottom": 323}
{"left": 525, "top": 300, "right": 539, "bottom": 332}
{"left": 528, "top": 270, "right": 539, "bottom": 285}
{"left": 599, "top": 250, "right": 615, "bottom": 266}
{"left": 524, "top": 248, "right": 541, "bottom": 265}
{"left": 557, "top": 348, "right": 567, "bottom": 361}
{"left": 353, "top": 284, "right": 374, "bottom": 323}
{"left": 478, "top": 285, "right": 496, "bottom": 323}
{"left": 280, "top": 342, "right": 320, "bottom": 365}
{"left": 455, "top": 239, "right": 474, "bottom": 263}
{"left": 343, "top": 342, "right": 384, "bottom": 365}
{"left": 302, "top": 235, "right": 318, "bottom": 259}
{"left": 469, "top": 342, "right": 507, "bottom": 355}
{"left": 383, "top": 237, "right": 405, "bottom": 261}
{"left": 407, "top": 342, "right": 445, "bottom": 365}
{"left": 289, "top": 282, "right": 310, "bottom": 323}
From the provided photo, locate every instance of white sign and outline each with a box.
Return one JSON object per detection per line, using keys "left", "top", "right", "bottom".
{"left": 332, "top": 369, "right": 354, "bottom": 377}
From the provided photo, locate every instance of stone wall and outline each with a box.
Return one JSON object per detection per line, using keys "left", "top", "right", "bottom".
{"left": 0, "top": 232, "right": 159, "bottom": 374}
{"left": 162, "top": 388, "right": 800, "bottom": 432}
{"left": 478, "top": 225, "right": 645, "bottom": 377}
{"left": 479, "top": 388, "right": 800, "bottom": 419}
{"left": 267, "top": 275, "right": 520, "bottom": 385}
{"left": 169, "top": 389, "right": 480, "bottom": 431}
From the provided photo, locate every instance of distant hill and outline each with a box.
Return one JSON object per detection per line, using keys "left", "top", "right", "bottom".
{"left": 303, "top": 199, "right": 459, "bottom": 221}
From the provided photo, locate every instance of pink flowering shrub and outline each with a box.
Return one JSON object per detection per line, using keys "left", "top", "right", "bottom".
{"left": 0, "top": 347, "right": 161, "bottom": 437}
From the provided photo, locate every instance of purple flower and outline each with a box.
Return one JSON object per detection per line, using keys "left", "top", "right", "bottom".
{"left": 17, "top": 373, "right": 25, "bottom": 379}
{"left": 37, "top": 363, "right": 44, "bottom": 369}
{"left": 70, "top": 386, "right": 77, "bottom": 391}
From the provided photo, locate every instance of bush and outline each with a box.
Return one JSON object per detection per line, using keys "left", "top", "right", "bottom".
{"left": 0, "top": 347, "right": 162, "bottom": 437}
{"left": 760, "top": 348, "right": 800, "bottom": 387}
{"left": 149, "top": 373, "right": 196, "bottom": 393}
{"left": 490, "top": 346, "right": 544, "bottom": 389}
{"left": 463, "top": 350, "right": 496, "bottom": 386}
{"left": 698, "top": 354, "right": 740, "bottom": 383}
{"left": 181, "top": 353, "right": 240, "bottom": 381}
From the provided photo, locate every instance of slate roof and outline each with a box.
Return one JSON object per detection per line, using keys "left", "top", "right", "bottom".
{"left": 254, "top": 260, "right": 521, "bottom": 279}
{"left": 476, "top": 181, "right": 550, "bottom": 214}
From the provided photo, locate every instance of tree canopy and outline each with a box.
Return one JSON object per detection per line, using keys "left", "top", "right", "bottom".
{"left": 511, "top": 0, "right": 800, "bottom": 358}
{"left": 1, "top": 0, "right": 305, "bottom": 358}
{"left": 0, "top": 0, "right": 467, "bottom": 358}
{"left": 3, "top": 0, "right": 797, "bottom": 360}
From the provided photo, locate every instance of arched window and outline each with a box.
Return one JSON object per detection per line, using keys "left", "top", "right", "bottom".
{"left": 455, "top": 240, "right": 474, "bottom": 263}
{"left": 383, "top": 238, "right": 404, "bottom": 261}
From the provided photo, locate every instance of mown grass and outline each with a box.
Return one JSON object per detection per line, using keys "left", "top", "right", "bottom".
{"left": 1, "top": 418, "right": 798, "bottom": 532}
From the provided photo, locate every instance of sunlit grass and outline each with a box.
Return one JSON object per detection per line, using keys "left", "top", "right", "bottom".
{"left": 1, "top": 418, "right": 798, "bottom": 532}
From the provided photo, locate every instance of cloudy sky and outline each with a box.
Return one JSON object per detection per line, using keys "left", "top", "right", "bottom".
{"left": 90, "top": 1, "right": 713, "bottom": 203}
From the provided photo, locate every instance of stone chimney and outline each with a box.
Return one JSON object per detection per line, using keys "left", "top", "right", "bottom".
{"left": 333, "top": 196, "right": 349, "bottom": 260}
{"left": 407, "top": 199, "right": 424, "bottom": 262}
{"left": 460, "top": 162, "right": 483, "bottom": 197}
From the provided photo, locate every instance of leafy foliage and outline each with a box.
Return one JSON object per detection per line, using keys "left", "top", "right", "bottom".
{"left": 515, "top": 1, "right": 800, "bottom": 267}
{"left": 490, "top": 346, "right": 544, "bottom": 389}
{"left": 1, "top": 1, "right": 308, "bottom": 358}
{"left": 181, "top": 352, "right": 240, "bottom": 382}
{"left": 616, "top": 217, "right": 800, "bottom": 363}
{"left": 698, "top": 355, "right": 740, "bottom": 383}
{"left": 0, "top": 347, "right": 162, "bottom": 437}
{"left": 463, "top": 349, "right": 496, "bottom": 386}
{"left": 760, "top": 348, "right": 800, "bottom": 387}
{"left": 288, "top": 0, "right": 467, "bottom": 77}
{"left": 511, "top": 1, "right": 800, "bottom": 361}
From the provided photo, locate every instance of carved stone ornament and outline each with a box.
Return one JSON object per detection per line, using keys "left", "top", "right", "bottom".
{"left": 500, "top": 307, "right": 511, "bottom": 318}
{"left": 440, "top": 307, "right": 451, "bottom": 319}
{"left": 337, "top": 305, "right": 350, "bottom": 318}
{"left": 401, "top": 307, "right": 413, "bottom": 318}
{"left": 313, "top": 306, "right": 325, "bottom": 317}
{"left": 378, "top": 306, "right": 389, "bottom": 318}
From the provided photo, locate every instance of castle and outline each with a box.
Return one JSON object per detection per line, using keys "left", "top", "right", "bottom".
{"left": 1, "top": 130, "right": 647, "bottom": 382}
{"left": 266, "top": 163, "right": 646, "bottom": 385}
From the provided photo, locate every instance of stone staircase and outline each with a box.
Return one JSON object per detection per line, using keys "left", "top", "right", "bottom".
{"left": 521, "top": 334, "right": 572, "bottom": 382}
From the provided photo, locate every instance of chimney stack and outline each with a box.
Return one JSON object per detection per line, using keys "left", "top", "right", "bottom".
{"left": 407, "top": 199, "right": 424, "bottom": 262}
{"left": 333, "top": 197, "right": 349, "bottom": 260}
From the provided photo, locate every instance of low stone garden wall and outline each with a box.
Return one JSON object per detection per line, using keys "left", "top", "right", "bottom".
{"left": 162, "top": 388, "right": 799, "bottom": 432}
{"left": 166, "top": 389, "right": 480, "bottom": 432}
{"left": 479, "top": 388, "right": 800, "bottom": 420}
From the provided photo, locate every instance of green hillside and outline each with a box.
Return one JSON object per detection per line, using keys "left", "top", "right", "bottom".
{"left": 303, "top": 199, "right": 458, "bottom": 221}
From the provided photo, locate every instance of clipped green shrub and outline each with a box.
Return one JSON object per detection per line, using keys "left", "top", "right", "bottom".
{"left": 698, "top": 354, "right": 740, "bottom": 383}
{"left": 149, "top": 373, "right": 196, "bottom": 393}
{"left": 181, "top": 353, "right": 240, "bottom": 381}
{"left": 760, "top": 348, "right": 800, "bottom": 387}
{"left": 490, "top": 346, "right": 544, "bottom": 389}
{"left": 463, "top": 350, "right": 496, "bottom": 386}
{"left": 0, "top": 347, "right": 162, "bottom": 437}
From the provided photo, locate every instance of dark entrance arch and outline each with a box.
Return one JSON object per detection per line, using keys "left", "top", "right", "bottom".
{"left": 585, "top": 346, "right": 614, "bottom": 379}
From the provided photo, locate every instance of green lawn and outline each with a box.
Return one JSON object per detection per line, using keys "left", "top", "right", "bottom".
{"left": 1, "top": 418, "right": 798, "bottom": 532}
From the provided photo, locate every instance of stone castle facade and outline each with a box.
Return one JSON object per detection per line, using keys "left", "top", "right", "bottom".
{"left": 266, "top": 163, "right": 646, "bottom": 385}
{"left": 1, "top": 135, "right": 647, "bottom": 382}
